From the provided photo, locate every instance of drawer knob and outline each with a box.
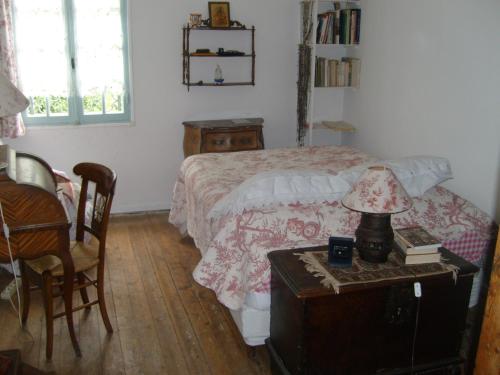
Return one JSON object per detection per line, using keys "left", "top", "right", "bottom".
{"left": 212, "top": 139, "right": 225, "bottom": 146}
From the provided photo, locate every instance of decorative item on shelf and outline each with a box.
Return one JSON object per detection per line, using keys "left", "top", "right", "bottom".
{"left": 208, "top": 2, "right": 230, "bottom": 28}
{"left": 189, "top": 12, "right": 203, "bottom": 27}
{"left": 214, "top": 64, "right": 224, "bottom": 84}
{"left": 342, "top": 166, "right": 412, "bottom": 263}
{"left": 192, "top": 48, "right": 216, "bottom": 56}
{"left": 230, "top": 20, "right": 246, "bottom": 29}
{"left": 217, "top": 48, "right": 245, "bottom": 56}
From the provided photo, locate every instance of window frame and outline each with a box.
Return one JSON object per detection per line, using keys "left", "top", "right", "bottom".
{"left": 13, "top": 0, "right": 131, "bottom": 126}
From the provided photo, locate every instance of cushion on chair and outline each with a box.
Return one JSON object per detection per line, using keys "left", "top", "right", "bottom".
{"left": 26, "top": 241, "right": 100, "bottom": 277}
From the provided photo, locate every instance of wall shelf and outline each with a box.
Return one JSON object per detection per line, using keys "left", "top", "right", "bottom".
{"left": 183, "top": 81, "right": 254, "bottom": 87}
{"left": 188, "top": 54, "right": 254, "bottom": 58}
{"left": 182, "top": 25, "right": 255, "bottom": 91}
{"left": 310, "top": 120, "right": 356, "bottom": 132}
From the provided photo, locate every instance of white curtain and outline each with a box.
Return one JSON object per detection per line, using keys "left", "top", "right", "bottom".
{"left": 0, "top": 0, "right": 26, "bottom": 138}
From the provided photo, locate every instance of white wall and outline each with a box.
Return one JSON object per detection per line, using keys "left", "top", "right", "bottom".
{"left": 6, "top": 0, "right": 500, "bottom": 222}
{"left": 6, "top": 0, "right": 299, "bottom": 213}
{"left": 344, "top": 0, "right": 500, "bottom": 222}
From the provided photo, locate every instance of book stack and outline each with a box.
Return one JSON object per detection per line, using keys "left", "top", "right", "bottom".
{"left": 316, "top": 8, "right": 361, "bottom": 45}
{"left": 394, "top": 226, "right": 442, "bottom": 265}
{"left": 315, "top": 56, "right": 360, "bottom": 87}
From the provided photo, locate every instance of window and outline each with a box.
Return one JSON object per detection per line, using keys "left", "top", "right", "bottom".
{"left": 13, "top": 0, "right": 131, "bottom": 125}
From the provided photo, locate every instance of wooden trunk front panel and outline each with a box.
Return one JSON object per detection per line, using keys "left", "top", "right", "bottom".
{"left": 268, "top": 249, "right": 475, "bottom": 375}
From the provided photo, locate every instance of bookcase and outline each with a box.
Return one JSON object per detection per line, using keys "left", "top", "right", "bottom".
{"left": 300, "top": 0, "right": 361, "bottom": 146}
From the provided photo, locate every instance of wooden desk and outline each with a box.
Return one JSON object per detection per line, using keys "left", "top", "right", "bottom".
{"left": 266, "top": 247, "right": 477, "bottom": 375}
{"left": 182, "top": 118, "right": 264, "bottom": 158}
{"left": 0, "top": 145, "right": 78, "bottom": 355}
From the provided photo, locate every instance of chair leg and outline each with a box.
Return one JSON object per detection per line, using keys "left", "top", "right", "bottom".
{"left": 41, "top": 272, "right": 54, "bottom": 360}
{"left": 97, "top": 266, "right": 113, "bottom": 333}
{"left": 62, "top": 269, "right": 81, "bottom": 357}
{"left": 77, "top": 272, "right": 91, "bottom": 309}
{"left": 20, "top": 261, "right": 30, "bottom": 324}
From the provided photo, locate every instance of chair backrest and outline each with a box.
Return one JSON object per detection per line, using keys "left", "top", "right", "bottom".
{"left": 73, "top": 163, "right": 116, "bottom": 258}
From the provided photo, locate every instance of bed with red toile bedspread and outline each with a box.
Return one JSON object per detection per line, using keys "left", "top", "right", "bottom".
{"left": 169, "top": 145, "right": 496, "bottom": 345}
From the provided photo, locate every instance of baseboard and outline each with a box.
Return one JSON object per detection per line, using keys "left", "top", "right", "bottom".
{"left": 111, "top": 202, "right": 170, "bottom": 214}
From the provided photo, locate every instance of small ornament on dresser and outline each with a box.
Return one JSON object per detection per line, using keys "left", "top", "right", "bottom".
{"left": 214, "top": 64, "right": 224, "bottom": 84}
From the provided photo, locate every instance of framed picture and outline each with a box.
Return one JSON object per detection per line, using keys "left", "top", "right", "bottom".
{"left": 208, "top": 2, "right": 230, "bottom": 28}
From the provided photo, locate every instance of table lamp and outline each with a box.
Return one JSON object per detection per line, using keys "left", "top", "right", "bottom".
{"left": 342, "top": 166, "right": 412, "bottom": 263}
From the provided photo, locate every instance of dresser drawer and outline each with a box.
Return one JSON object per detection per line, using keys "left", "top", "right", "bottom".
{"left": 204, "top": 130, "right": 259, "bottom": 153}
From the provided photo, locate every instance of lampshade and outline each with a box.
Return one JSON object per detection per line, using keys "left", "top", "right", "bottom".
{"left": 342, "top": 166, "right": 412, "bottom": 214}
{"left": 0, "top": 72, "right": 29, "bottom": 117}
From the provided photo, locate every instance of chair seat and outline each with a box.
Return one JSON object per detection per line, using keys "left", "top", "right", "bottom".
{"left": 26, "top": 241, "right": 100, "bottom": 277}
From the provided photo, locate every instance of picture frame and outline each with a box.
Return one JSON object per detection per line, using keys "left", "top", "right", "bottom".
{"left": 208, "top": 2, "right": 230, "bottom": 28}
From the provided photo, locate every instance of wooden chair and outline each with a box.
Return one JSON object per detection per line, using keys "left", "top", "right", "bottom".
{"left": 20, "top": 162, "right": 117, "bottom": 359}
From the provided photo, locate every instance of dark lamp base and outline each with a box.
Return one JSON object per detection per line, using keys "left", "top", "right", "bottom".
{"left": 355, "top": 213, "right": 394, "bottom": 263}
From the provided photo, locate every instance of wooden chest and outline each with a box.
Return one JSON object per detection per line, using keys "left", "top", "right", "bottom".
{"left": 266, "top": 247, "right": 478, "bottom": 375}
{"left": 182, "top": 118, "right": 264, "bottom": 158}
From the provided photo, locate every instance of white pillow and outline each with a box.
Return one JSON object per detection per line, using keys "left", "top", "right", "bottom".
{"left": 339, "top": 156, "right": 453, "bottom": 197}
{"left": 207, "top": 156, "right": 452, "bottom": 218}
{"left": 383, "top": 156, "right": 452, "bottom": 196}
{"left": 208, "top": 169, "right": 351, "bottom": 218}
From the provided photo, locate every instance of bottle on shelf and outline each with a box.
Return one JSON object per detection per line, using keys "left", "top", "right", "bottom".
{"left": 214, "top": 64, "right": 224, "bottom": 84}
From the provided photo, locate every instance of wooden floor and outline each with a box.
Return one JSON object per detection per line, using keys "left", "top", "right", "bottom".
{"left": 0, "top": 212, "right": 271, "bottom": 374}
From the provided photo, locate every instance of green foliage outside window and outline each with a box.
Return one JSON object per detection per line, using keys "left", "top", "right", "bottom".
{"left": 49, "top": 96, "right": 69, "bottom": 115}
{"left": 83, "top": 92, "right": 103, "bottom": 114}
{"left": 105, "top": 91, "right": 123, "bottom": 113}
{"left": 30, "top": 96, "right": 46, "bottom": 116}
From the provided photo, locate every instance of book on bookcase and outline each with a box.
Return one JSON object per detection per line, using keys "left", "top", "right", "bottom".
{"left": 316, "top": 7, "right": 361, "bottom": 45}
{"left": 394, "top": 226, "right": 442, "bottom": 254}
{"left": 315, "top": 56, "right": 360, "bottom": 88}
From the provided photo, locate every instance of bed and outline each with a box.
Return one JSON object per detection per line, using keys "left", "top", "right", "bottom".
{"left": 169, "top": 145, "right": 496, "bottom": 346}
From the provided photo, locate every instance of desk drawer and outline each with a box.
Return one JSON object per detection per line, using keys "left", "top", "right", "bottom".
{"left": 204, "top": 130, "right": 259, "bottom": 153}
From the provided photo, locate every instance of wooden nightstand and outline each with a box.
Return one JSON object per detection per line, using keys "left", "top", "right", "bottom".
{"left": 182, "top": 118, "right": 264, "bottom": 158}
{"left": 266, "top": 247, "right": 478, "bottom": 375}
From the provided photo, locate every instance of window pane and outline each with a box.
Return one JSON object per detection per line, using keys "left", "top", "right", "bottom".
{"left": 74, "top": 0, "right": 126, "bottom": 115}
{"left": 14, "top": 0, "right": 71, "bottom": 116}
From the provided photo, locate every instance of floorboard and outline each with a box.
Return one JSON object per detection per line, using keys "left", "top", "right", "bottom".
{"left": 0, "top": 212, "right": 271, "bottom": 374}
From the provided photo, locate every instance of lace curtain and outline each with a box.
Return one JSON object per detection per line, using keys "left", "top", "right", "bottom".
{"left": 0, "top": 0, "right": 26, "bottom": 138}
